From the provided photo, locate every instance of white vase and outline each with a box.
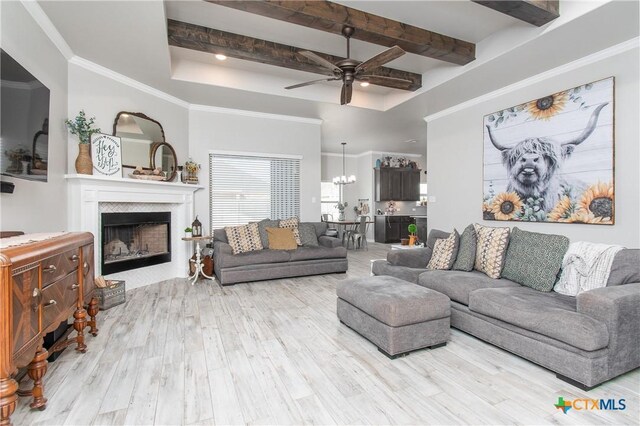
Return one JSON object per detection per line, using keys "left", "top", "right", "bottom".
{"left": 185, "top": 232, "right": 192, "bottom": 239}
{"left": 338, "top": 210, "right": 345, "bottom": 221}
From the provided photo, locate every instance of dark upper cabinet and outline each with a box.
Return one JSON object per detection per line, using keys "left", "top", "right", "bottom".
{"left": 375, "top": 168, "right": 421, "bottom": 201}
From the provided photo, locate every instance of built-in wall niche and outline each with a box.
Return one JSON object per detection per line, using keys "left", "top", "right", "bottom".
{"left": 0, "top": 49, "right": 50, "bottom": 182}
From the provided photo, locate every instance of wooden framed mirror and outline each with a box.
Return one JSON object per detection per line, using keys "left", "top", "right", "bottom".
{"left": 112, "top": 111, "right": 165, "bottom": 170}
{"left": 150, "top": 142, "right": 177, "bottom": 182}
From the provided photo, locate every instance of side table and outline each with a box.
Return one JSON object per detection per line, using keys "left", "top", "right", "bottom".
{"left": 182, "top": 235, "right": 214, "bottom": 285}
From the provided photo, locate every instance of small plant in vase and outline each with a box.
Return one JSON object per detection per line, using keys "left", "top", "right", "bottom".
{"left": 408, "top": 223, "right": 418, "bottom": 246}
{"left": 65, "top": 110, "right": 101, "bottom": 175}
{"left": 184, "top": 227, "right": 193, "bottom": 238}
{"left": 335, "top": 201, "right": 348, "bottom": 221}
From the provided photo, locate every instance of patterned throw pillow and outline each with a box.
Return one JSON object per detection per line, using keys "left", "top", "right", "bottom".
{"left": 279, "top": 217, "right": 301, "bottom": 245}
{"left": 474, "top": 224, "right": 510, "bottom": 279}
{"left": 257, "top": 219, "right": 279, "bottom": 248}
{"left": 298, "top": 223, "right": 319, "bottom": 246}
{"left": 453, "top": 224, "right": 477, "bottom": 272}
{"left": 427, "top": 230, "right": 460, "bottom": 270}
{"left": 266, "top": 228, "right": 298, "bottom": 250}
{"left": 225, "top": 223, "right": 263, "bottom": 255}
{"left": 502, "top": 227, "right": 569, "bottom": 292}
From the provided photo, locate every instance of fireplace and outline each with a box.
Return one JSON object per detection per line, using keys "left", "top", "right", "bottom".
{"left": 101, "top": 212, "right": 171, "bottom": 275}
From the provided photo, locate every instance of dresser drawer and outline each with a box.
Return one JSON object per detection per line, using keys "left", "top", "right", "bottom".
{"left": 41, "top": 272, "right": 79, "bottom": 328}
{"left": 41, "top": 248, "right": 80, "bottom": 287}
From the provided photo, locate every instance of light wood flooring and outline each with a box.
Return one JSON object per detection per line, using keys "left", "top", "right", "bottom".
{"left": 13, "top": 243, "right": 640, "bottom": 425}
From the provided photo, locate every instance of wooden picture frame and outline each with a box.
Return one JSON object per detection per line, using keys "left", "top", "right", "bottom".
{"left": 482, "top": 77, "right": 614, "bottom": 225}
{"left": 91, "top": 133, "right": 122, "bottom": 178}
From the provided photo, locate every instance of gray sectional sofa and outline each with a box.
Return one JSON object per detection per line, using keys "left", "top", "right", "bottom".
{"left": 372, "top": 231, "right": 640, "bottom": 390}
{"left": 213, "top": 221, "right": 347, "bottom": 285}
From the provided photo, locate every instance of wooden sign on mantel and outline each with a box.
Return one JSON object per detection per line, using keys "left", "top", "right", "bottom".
{"left": 91, "top": 133, "right": 122, "bottom": 178}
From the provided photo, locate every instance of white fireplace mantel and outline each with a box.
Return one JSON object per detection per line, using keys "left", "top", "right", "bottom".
{"left": 65, "top": 174, "right": 204, "bottom": 288}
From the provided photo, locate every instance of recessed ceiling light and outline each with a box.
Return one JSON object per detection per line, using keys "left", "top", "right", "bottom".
{"left": 360, "top": 82, "right": 370, "bottom": 87}
{"left": 215, "top": 54, "right": 227, "bottom": 61}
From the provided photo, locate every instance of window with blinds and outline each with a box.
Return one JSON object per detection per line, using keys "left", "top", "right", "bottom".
{"left": 209, "top": 153, "right": 300, "bottom": 230}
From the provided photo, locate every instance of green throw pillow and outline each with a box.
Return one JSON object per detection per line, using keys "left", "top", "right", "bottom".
{"left": 502, "top": 227, "right": 569, "bottom": 292}
{"left": 453, "top": 224, "right": 476, "bottom": 271}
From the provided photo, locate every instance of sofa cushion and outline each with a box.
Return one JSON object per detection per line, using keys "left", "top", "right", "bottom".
{"left": 426, "top": 229, "right": 451, "bottom": 250}
{"left": 213, "top": 228, "right": 228, "bottom": 244}
{"left": 280, "top": 217, "right": 301, "bottom": 245}
{"left": 453, "top": 224, "right": 476, "bottom": 272}
{"left": 427, "top": 230, "right": 459, "bottom": 270}
{"left": 387, "top": 247, "right": 432, "bottom": 269}
{"left": 257, "top": 219, "right": 279, "bottom": 248}
{"left": 289, "top": 246, "right": 347, "bottom": 261}
{"left": 468, "top": 287, "right": 609, "bottom": 351}
{"left": 502, "top": 227, "right": 569, "bottom": 292}
{"left": 266, "top": 227, "right": 297, "bottom": 250}
{"left": 225, "top": 223, "right": 263, "bottom": 255}
{"left": 310, "top": 222, "right": 328, "bottom": 237}
{"left": 216, "top": 247, "right": 291, "bottom": 268}
{"left": 298, "top": 223, "right": 319, "bottom": 246}
{"left": 418, "top": 270, "right": 520, "bottom": 305}
{"left": 607, "top": 249, "right": 640, "bottom": 286}
{"left": 474, "top": 224, "right": 510, "bottom": 279}
{"left": 371, "top": 260, "right": 425, "bottom": 284}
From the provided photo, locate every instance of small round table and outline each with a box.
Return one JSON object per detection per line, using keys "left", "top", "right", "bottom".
{"left": 182, "top": 235, "right": 214, "bottom": 285}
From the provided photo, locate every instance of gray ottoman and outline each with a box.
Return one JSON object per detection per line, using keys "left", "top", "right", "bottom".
{"left": 337, "top": 275, "right": 450, "bottom": 358}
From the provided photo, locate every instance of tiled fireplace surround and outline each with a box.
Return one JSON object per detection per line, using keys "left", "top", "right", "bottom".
{"left": 66, "top": 175, "right": 203, "bottom": 290}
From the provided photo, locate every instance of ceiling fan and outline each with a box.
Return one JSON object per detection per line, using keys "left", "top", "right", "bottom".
{"left": 285, "top": 26, "right": 411, "bottom": 105}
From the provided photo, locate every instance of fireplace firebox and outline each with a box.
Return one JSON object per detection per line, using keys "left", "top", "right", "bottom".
{"left": 101, "top": 212, "right": 171, "bottom": 275}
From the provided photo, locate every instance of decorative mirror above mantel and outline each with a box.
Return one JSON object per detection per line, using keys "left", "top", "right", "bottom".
{"left": 112, "top": 111, "right": 178, "bottom": 181}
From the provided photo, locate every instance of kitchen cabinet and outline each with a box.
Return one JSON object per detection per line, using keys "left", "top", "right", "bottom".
{"left": 374, "top": 168, "right": 421, "bottom": 201}
{"left": 375, "top": 215, "right": 416, "bottom": 243}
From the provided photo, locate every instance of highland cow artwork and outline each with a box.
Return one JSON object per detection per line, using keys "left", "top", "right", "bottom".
{"left": 483, "top": 77, "right": 614, "bottom": 224}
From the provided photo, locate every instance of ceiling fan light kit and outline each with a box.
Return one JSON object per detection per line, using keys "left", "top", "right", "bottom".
{"left": 286, "top": 26, "right": 411, "bottom": 105}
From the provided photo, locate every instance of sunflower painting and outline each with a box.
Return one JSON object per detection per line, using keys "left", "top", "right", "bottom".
{"left": 483, "top": 77, "right": 614, "bottom": 224}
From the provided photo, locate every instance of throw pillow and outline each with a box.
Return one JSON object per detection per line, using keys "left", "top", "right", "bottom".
{"left": 426, "top": 229, "right": 451, "bottom": 250}
{"left": 225, "top": 223, "right": 263, "bottom": 255}
{"left": 279, "top": 216, "right": 301, "bottom": 245}
{"left": 426, "top": 230, "right": 460, "bottom": 270}
{"left": 474, "top": 224, "right": 510, "bottom": 279}
{"left": 266, "top": 227, "right": 298, "bottom": 250}
{"left": 257, "top": 219, "right": 279, "bottom": 248}
{"left": 298, "top": 222, "right": 319, "bottom": 246}
{"left": 453, "top": 224, "right": 477, "bottom": 272}
{"left": 502, "top": 228, "right": 569, "bottom": 292}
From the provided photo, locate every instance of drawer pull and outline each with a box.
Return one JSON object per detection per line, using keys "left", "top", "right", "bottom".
{"left": 70, "top": 283, "right": 80, "bottom": 290}
{"left": 71, "top": 254, "right": 79, "bottom": 262}
{"left": 43, "top": 299, "right": 57, "bottom": 308}
{"left": 43, "top": 265, "right": 57, "bottom": 273}
{"left": 32, "top": 288, "right": 42, "bottom": 311}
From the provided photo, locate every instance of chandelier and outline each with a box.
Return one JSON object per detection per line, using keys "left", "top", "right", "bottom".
{"left": 333, "top": 142, "right": 356, "bottom": 185}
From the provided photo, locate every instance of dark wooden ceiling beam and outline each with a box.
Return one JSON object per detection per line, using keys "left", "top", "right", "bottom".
{"left": 206, "top": 1, "right": 475, "bottom": 65}
{"left": 167, "top": 19, "right": 422, "bottom": 91}
{"left": 472, "top": 1, "right": 559, "bottom": 26}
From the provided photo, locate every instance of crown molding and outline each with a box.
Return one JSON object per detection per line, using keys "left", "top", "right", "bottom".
{"left": 322, "top": 150, "right": 423, "bottom": 158}
{"left": 424, "top": 37, "right": 639, "bottom": 123}
{"left": 190, "top": 104, "right": 322, "bottom": 125}
{"left": 21, "top": 0, "right": 74, "bottom": 60}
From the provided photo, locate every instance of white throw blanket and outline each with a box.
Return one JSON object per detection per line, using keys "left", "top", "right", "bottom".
{"left": 554, "top": 241, "right": 623, "bottom": 296}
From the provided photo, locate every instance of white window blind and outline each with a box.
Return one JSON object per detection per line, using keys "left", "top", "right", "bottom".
{"left": 209, "top": 153, "right": 300, "bottom": 230}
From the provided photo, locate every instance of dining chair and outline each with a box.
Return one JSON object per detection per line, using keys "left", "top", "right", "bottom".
{"left": 345, "top": 215, "right": 369, "bottom": 250}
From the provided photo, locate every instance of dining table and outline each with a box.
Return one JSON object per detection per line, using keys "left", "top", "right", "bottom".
{"left": 324, "top": 219, "right": 374, "bottom": 247}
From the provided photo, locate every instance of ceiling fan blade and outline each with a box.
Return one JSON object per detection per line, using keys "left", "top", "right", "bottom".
{"left": 355, "top": 46, "right": 405, "bottom": 75}
{"left": 298, "top": 51, "right": 343, "bottom": 75}
{"left": 285, "top": 77, "right": 341, "bottom": 90}
{"left": 357, "top": 75, "right": 414, "bottom": 89}
{"left": 340, "top": 83, "right": 353, "bottom": 105}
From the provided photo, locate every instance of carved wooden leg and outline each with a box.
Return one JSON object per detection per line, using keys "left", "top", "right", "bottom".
{"left": 87, "top": 297, "right": 99, "bottom": 337}
{"left": 73, "top": 307, "right": 87, "bottom": 353}
{"left": 27, "top": 348, "right": 48, "bottom": 410}
{"left": 0, "top": 377, "right": 18, "bottom": 426}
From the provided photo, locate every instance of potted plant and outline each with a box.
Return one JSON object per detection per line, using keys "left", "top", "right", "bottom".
{"left": 408, "top": 223, "right": 418, "bottom": 246}
{"left": 184, "top": 227, "right": 193, "bottom": 238}
{"left": 65, "top": 110, "right": 101, "bottom": 174}
{"left": 335, "top": 201, "right": 348, "bottom": 221}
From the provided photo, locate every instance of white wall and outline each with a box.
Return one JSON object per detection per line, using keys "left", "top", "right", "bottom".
{"left": 190, "top": 109, "right": 322, "bottom": 232}
{"left": 427, "top": 47, "right": 640, "bottom": 247}
{"left": 67, "top": 64, "right": 189, "bottom": 174}
{"left": 0, "top": 1, "right": 68, "bottom": 232}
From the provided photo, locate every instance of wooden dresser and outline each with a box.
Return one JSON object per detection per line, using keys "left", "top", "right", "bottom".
{"left": 0, "top": 232, "right": 98, "bottom": 425}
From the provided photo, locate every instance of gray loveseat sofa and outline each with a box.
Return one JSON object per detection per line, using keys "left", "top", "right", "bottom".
{"left": 372, "top": 231, "right": 640, "bottom": 390}
{"left": 213, "top": 221, "right": 347, "bottom": 285}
